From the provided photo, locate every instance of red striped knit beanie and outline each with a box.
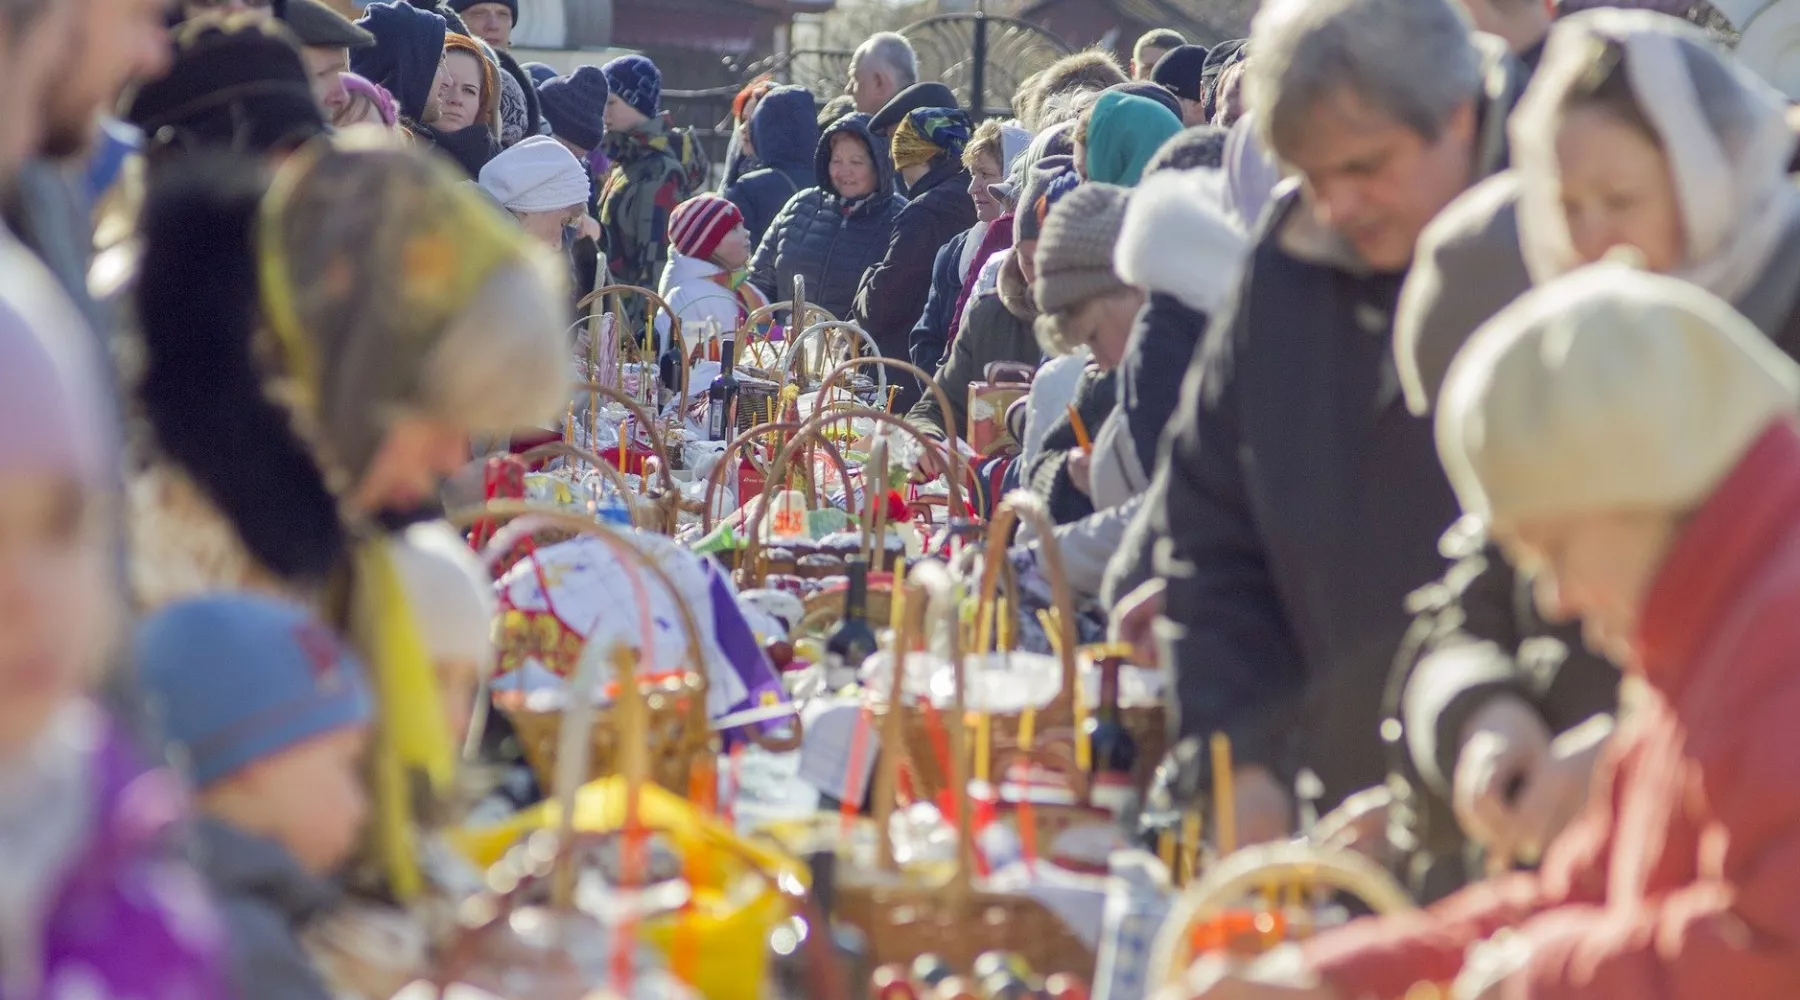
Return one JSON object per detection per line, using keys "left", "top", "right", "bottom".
{"left": 669, "top": 194, "right": 743, "bottom": 262}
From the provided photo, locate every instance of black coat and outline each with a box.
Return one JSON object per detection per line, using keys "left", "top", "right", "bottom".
{"left": 1027, "top": 365, "right": 1116, "bottom": 527}
{"left": 749, "top": 113, "right": 905, "bottom": 324}
{"left": 908, "top": 230, "right": 970, "bottom": 375}
{"left": 854, "top": 155, "right": 977, "bottom": 408}
{"left": 724, "top": 86, "right": 820, "bottom": 248}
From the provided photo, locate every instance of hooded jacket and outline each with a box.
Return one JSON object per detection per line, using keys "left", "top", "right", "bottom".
{"left": 907, "top": 229, "right": 972, "bottom": 373}
{"left": 194, "top": 818, "right": 340, "bottom": 1000}
{"left": 723, "top": 86, "right": 821, "bottom": 248}
{"left": 853, "top": 153, "right": 978, "bottom": 408}
{"left": 350, "top": 1, "right": 445, "bottom": 124}
{"left": 748, "top": 113, "right": 906, "bottom": 322}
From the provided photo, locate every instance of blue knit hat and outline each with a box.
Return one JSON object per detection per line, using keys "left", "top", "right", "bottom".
{"left": 537, "top": 65, "right": 609, "bottom": 152}
{"left": 522, "top": 61, "right": 557, "bottom": 87}
{"left": 602, "top": 54, "right": 661, "bottom": 120}
{"left": 136, "top": 595, "right": 372, "bottom": 789}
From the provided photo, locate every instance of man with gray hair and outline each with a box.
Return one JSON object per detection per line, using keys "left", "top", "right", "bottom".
{"left": 847, "top": 31, "right": 918, "bottom": 114}
{"left": 1123, "top": 0, "right": 1609, "bottom": 904}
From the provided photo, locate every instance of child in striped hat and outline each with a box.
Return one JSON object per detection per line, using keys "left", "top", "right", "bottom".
{"left": 656, "top": 193, "right": 771, "bottom": 367}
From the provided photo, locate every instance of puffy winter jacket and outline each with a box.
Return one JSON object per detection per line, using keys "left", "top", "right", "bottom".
{"left": 906, "top": 249, "right": 1040, "bottom": 444}
{"left": 723, "top": 86, "right": 820, "bottom": 248}
{"left": 907, "top": 230, "right": 971, "bottom": 374}
{"left": 749, "top": 113, "right": 905, "bottom": 323}
{"left": 854, "top": 155, "right": 978, "bottom": 408}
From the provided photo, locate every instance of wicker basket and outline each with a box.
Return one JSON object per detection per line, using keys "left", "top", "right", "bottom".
{"left": 576, "top": 284, "right": 691, "bottom": 407}
{"left": 460, "top": 503, "right": 716, "bottom": 797}
{"left": 898, "top": 494, "right": 1167, "bottom": 803}
{"left": 834, "top": 562, "right": 1099, "bottom": 980}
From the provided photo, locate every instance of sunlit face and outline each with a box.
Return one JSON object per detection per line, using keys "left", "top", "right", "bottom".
{"left": 713, "top": 223, "right": 753, "bottom": 271}
{"left": 228, "top": 727, "right": 370, "bottom": 873}
{"left": 436, "top": 49, "right": 483, "bottom": 133}
{"left": 1554, "top": 104, "right": 1683, "bottom": 274}
{"left": 460, "top": 2, "right": 513, "bottom": 50}
{"left": 1058, "top": 289, "right": 1144, "bottom": 368}
{"left": 352, "top": 415, "right": 472, "bottom": 515}
{"left": 1279, "top": 90, "right": 1476, "bottom": 272}
{"left": 299, "top": 45, "right": 350, "bottom": 119}
{"left": 422, "top": 52, "right": 447, "bottom": 123}
{"left": 42, "top": 0, "right": 171, "bottom": 159}
{"left": 1134, "top": 47, "right": 1167, "bottom": 80}
{"left": 0, "top": 474, "right": 112, "bottom": 753}
{"left": 604, "top": 91, "right": 647, "bottom": 132}
{"left": 1497, "top": 510, "right": 1679, "bottom": 667}
{"left": 848, "top": 56, "right": 892, "bottom": 115}
{"left": 968, "top": 151, "right": 1004, "bottom": 222}
{"left": 829, "top": 132, "right": 876, "bottom": 200}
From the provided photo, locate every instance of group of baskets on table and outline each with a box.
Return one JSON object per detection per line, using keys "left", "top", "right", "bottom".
{"left": 425, "top": 283, "right": 1439, "bottom": 1000}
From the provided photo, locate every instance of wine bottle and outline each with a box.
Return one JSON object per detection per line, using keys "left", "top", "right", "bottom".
{"left": 824, "top": 557, "right": 878, "bottom": 690}
{"left": 1084, "top": 648, "right": 1139, "bottom": 817}
{"left": 706, "top": 336, "right": 740, "bottom": 442}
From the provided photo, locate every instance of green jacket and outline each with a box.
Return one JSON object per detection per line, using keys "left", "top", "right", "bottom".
{"left": 598, "top": 116, "right": 686, "bottom": 302}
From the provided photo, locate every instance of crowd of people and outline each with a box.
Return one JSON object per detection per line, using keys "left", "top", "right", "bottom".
{"left": 2, "top": 0, "right": 1800, "bottom": 995}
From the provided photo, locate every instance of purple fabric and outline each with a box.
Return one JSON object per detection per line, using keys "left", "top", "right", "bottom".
{"left": 701, "top": 560, "right": 791, "bottom": 749}
{"left": 38, "top": 716, "right": 231, "bottom": 1000}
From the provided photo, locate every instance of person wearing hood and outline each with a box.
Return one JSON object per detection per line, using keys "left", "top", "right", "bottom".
{"left": 657, "top": 194, "right": 770, "bottom": 354}
{"left": 351, "top": 0, "right": 446, "bottom": 127}
{"left": 854, "top": 106, "right": 978, "bottom": 409}
{"left": 749, "top": 112, "right": 905, "bottom": 322}
{"left": 421, "top": 31, "right": 502, "bottom": 175}
{"left": 1125, "top": 0, "right": 1600, "bottom": 869}
{"left": 720, "top": 78, "right": 777, "bottom": 192}
{"left": 908, "top": 118, "right": 1031, "bottom": 373}
{"left": 596, "top": 55, "right": 685, "bottom": 315}
{"left": 723, "top": 85, "right": 821, "bottom": 247}
{"left": 1074, "top": 90, "right": 1182, "bottom": 186}
{"left": 443, "top": 0, "right": 542, "bottom": 148}
{"left": 1201, "top": 265, "right": 1800, "bottom": 1000}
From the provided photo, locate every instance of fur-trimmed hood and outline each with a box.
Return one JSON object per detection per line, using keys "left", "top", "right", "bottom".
{"left": 1115, "top": 166, "right": 1248, "bottom": 317}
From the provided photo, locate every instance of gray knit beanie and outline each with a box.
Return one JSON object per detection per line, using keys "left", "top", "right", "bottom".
{"left": 1014, "top": 154, "right": 1076, "bottom": 244}
{"left": 1034, "top": 182, "right": 1131, "bottom": 323}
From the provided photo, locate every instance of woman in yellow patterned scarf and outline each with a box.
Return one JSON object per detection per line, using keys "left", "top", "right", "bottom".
{"left": 128, "top": 129, "right": 570, "bottom": 929}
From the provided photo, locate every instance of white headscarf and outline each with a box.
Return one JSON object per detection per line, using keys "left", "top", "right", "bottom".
{"left": 478, "top": 135, "right": 591, "bottom": 214}
{"left": 1510, "top": 9, "right": 1800, "bottom": 303}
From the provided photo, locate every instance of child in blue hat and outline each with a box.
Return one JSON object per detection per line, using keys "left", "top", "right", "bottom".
{"left": 137, "top": 594, "right": 374, "bottom": 1000}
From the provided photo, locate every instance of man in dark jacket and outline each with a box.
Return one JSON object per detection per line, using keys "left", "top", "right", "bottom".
{"left": 724, "top": 85, "right": 819, "bottom": 248}
{"left": 1141, "top": 0, "right": 1599, "bottom": 860}
{"left": 749, "top": 112, "right": 905, "bottom": 323}
{"left": 854, "top": 106, "right": 977, "bottom": 410}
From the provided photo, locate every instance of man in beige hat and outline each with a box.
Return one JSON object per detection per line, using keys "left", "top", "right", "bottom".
{"left": 1185, "top": 262, "right": 1800, "bottom": 1000}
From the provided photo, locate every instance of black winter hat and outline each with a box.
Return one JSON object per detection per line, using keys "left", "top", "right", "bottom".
{"left": 869, "top": 81, "right": 958, "bottom": 136}
{"left": 449, "top": 0, "right": 517, "bottom": 19}
{"left": 283, "top": 0, "right": 374, "bottom": 48}
{"left": 351, "top": 1, "right": 447, "bottom": 122}
{"left": 1200, "top": 40, "right": 1248, "bottom": 120}
{"left": 537, "top": 66, "right": 609, "bottom": 153}
{"left": 1151, "top": 44, "right": 1210, "bottom": 102}
{"left": 125, "top": 18, "right": 326, "bottom": 158}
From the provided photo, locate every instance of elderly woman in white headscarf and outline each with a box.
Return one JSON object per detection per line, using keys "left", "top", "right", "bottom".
{"left": 1397, "top": 8, "right": 1800, "bottom": 413}
{"left": 478, "top": 134, "right": 599, "bottom": 250}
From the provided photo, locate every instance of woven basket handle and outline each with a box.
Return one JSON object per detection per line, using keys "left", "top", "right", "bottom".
{"left": 577, "top": 285, "right": 691, "bottom": 409}
{"left": 975, "top": 492, "right": 1079, "bottom": 712}
{"left": 518, "top": 441, "right": 642, "bottom": 530}
{"left": 699, "top": 420, "right": 855, "bottom": 537}
{"left": 784, "top": 321, "right": 886, "bottom": 397}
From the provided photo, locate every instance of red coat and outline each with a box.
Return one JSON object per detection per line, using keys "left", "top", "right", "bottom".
{"left": 1304, "top": 418, "right": 1800, "bottom": 999}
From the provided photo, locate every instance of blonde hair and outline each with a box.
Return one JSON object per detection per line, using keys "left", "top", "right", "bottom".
{"left": 963, "top": 119, "right": 1005, "bottom": 172}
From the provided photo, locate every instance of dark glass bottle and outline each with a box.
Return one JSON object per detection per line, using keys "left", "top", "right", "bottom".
{"left": 706, "top": 337, "right": 740, "bottom": 442}
{"left": 810, "top": 850, "right": 870, "bottom": 996}
{"left": 824, "top": 557, "right": 878, "bottom": 689}
{"left": 1084, "top": 647, "right": 1139, "bottom": 817}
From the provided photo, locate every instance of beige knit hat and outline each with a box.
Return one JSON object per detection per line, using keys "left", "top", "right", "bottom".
{"left": 1437, "top": 262, "right": 1800, "bottom": 527}
{"left": 1033, "top": 182, "right": 1131, "bottom": 352}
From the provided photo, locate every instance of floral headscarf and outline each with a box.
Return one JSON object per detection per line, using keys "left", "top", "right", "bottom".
{"left": 891, "top": 107, "right": 973, "bottom": 172}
